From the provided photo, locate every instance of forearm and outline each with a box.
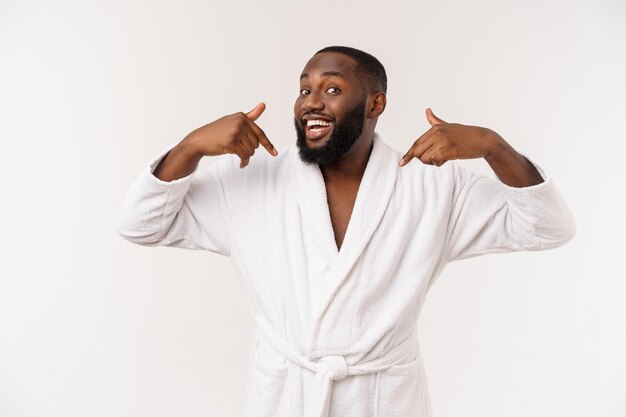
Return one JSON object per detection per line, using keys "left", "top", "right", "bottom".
{"left": 152, "top": 136, "right": 203, "bottom": 182}
{"left": 483, "top": 131, "right": 544, "bottom": 188}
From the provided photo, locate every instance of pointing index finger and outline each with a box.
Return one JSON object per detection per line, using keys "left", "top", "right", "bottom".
{"left": 246, "top": 118, "right": 278, "bottom": 156}
{"left": 399, "top": 145, "right": 416, "bottom": 166}
{"left": 399, "top": 127, "right": 437, "bottom": 166}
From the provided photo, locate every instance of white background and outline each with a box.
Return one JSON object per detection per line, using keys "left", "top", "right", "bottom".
{"left": 1, "top": 0, "right": 624, "bottom": 416}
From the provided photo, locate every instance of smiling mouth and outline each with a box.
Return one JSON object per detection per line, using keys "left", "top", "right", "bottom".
{"left": 305, "top": 122, "right": 334, "bottom": 141}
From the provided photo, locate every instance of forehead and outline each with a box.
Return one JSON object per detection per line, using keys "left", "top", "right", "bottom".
{"left": 300, "top": 52, "right": 358, "bottom": 82}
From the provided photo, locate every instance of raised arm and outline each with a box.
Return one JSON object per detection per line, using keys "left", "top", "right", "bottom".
{"left": 400, "top": 108, "right": 576, "bottom": 262}
{"left": 399, "top": 107, "right": 543, "bottom": 184}
{"left": 117, "top": 102, "right": 278, "bottom": 255}
{"left": 154, "top": 101, "right": 278, "bottom": 180}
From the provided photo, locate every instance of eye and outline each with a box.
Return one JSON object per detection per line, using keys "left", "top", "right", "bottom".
{"left": 299, "top": 86, "right": 341, "bottom": 95}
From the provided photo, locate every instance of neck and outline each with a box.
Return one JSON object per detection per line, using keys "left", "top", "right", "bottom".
{"left": 320, "top": 130, "right": 374, "bottom": 182}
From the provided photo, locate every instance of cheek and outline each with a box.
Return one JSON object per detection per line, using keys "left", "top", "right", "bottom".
{"left": 293, "top": 98, "right": 302, "bottom": 115}
{"left": 327, "top": 96, "right": 351, "bottom": 113}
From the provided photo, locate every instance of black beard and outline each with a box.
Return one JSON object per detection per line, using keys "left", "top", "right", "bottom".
{"left": 294, "top": 99, "right": 366, "bottom": 166}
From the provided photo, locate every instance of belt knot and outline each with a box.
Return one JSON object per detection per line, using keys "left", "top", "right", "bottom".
{"left": 317, "top": 355, "right": 348, "bottom": 380}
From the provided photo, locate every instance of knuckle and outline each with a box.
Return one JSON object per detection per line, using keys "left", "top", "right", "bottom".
{"left": 242, "top": 147, "right": 253, "bottom": 158}
{"left": 229, "top": 125, "right": 241, "bottom": 137}
{"left": 226, "top": 136, "right": 238, "bottom": 147}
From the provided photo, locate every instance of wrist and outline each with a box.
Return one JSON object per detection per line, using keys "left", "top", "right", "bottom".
{"left": 483, "top": 130, "right": 508, "bottom": 161}
{"left": 180, "top": 133, "right": 204, "bottom": 162}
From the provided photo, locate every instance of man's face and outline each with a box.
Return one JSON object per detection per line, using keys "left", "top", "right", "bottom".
{"left": 293, "top": 52, "right": 368, "bottom": 166}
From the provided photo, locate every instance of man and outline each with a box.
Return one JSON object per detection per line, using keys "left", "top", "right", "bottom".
{"left": 117, "top": 45, "right": 576, "bottom": 417}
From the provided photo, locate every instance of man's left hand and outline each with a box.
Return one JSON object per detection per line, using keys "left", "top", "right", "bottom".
{"left": 399, "top": 108, "right": 499, "bottom": 167}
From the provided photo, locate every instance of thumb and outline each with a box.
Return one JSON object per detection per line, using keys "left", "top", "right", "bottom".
{"left": 426, "top": 107, "right": 446, "bottom": 126}
{"left": 246, "top": 102, "right": 266, "bottom": 121}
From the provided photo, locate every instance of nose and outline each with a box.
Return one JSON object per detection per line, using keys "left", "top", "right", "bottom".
{"left": 301, "top": 90, "right": 324, "bottom": 112}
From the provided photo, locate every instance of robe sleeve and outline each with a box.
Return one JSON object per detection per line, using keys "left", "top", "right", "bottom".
{"left": 117, "top": 142, "right": 232, "bottom": 256}
{"left": 444, "top": 155, "right": 576, "bottom": 263}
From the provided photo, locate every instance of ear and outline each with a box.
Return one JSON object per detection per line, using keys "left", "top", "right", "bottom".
{"left": 368, "top": 92, "right": 386, "bottom": 118}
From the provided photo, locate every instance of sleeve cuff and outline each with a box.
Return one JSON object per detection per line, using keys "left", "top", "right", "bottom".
{"left": 143, "top": 141, "right": 200, "bottom": 187}
{"left": 496, "top": 152, "right": 554, "bottom": 195}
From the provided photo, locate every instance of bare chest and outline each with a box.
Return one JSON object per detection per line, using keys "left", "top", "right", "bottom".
{"left": 325, "top": 181, "right": 360, "bottom": 251}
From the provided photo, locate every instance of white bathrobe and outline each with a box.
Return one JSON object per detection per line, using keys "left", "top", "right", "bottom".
{"left": 117, "top": 132, "right": 576, "bottom": 417}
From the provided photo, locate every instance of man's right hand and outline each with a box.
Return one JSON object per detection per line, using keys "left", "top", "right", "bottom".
{"left": 184, "top": 102, "right": 278, "bottom": 168}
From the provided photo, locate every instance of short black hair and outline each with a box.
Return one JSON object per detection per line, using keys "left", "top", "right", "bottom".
{"left": 314, "top": 45, "right": 387, "bottom": 94}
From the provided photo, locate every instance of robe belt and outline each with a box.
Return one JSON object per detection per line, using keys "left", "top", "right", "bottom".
{"left": 253, "top": 313, "right": 418, "bottom": 417}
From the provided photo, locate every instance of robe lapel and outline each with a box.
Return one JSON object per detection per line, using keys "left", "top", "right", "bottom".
{"left": 289, "top": 132, "right": 399, "bottom": 356}
{"left": 288, "top": 142, "right": 340, "bottom": 269}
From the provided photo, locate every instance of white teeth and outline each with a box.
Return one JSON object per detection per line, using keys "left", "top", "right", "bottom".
{"left": 306, "top": 119, "right": 333, "bottom": 127}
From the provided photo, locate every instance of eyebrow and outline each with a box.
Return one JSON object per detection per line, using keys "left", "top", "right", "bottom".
{"left": 300, "top": 71, "right": 346, "bottom": 80}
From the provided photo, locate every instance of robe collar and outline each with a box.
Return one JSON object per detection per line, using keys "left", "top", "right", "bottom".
{"left": 289, "top": 131, "right": 398, "bottom": 267}
{"left": 289, "top": 132, "right": 399, "bottom": 344}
